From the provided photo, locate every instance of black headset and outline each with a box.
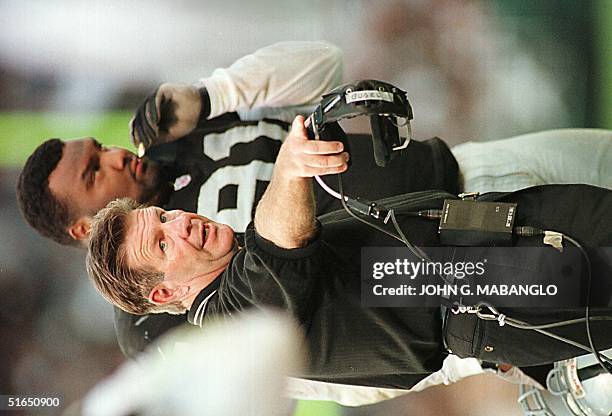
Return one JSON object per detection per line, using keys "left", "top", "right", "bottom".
{"left": 306, "top": 79, "right": 413, "bottom": 167}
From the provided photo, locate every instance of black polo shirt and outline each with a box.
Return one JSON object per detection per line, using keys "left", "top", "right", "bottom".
{"left": 189, "top": 192, "right": 454, "bottom": 389}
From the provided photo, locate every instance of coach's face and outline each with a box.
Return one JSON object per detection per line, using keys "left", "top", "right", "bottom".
{"left": 123, "top": 207, "right": 239, "bottom": 306}
{"left": 48, "top": 138, "right": 163, "bottom": 241}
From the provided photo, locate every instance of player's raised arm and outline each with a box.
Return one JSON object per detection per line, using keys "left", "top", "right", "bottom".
{"left": 254, "top": 116, "right": 349, "bottom": 249}
{"left": 130, "top": 41, "right": 343, "bottom": 149}
{"left": 200, "top": 41, "right": 343, "bottom": 119}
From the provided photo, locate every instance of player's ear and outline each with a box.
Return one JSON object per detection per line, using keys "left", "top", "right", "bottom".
{"left": 149, "top": 284, "right": 179, "bottom": 305}
{"left": 68, "top": 216, "right": 92, "bottom": 241}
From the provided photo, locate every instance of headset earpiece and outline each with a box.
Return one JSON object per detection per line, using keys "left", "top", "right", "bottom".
{"left": 370, "top": 115, "right": 400, "bottom": 167}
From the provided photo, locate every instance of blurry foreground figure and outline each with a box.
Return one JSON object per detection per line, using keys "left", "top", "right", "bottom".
{"left": 81, "top": 310, "right": 303, "bottom": 416}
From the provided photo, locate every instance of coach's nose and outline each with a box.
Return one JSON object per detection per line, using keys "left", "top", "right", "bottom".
{"left": 163, "top": 212, "right": 192, "bottom": 239}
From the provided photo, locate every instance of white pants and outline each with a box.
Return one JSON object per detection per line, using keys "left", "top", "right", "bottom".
{"left": 452, "top": 129, "right": 612, "bottom": 193}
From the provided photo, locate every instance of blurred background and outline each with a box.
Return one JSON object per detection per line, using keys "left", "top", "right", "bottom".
{"left": 0, "top": 0, "right": 610, "bottom": 415}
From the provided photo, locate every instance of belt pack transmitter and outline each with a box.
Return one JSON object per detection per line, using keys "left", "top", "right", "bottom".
{"left": 438, "top": 200, "right": 517, "bottom": 246}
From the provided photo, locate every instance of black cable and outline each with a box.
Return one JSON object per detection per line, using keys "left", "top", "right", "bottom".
{"left": 563, "top": 234, "right": 612, "bottom": 374}
{"left": 388, "top": 210, "right": 437, "bottom": 269}
{"left": 337, "top": 173, "right": 428, "bottom": 259}
{"left": 475, "top": 302, "right": 612, "bottom": 369}
{"left": 335, "top": 175, "right": 456, "bottom": 290}
{"left": 514, "top": 225, "right": 612, "bottom": 374}
{"left": 485, "top": 315, "right": 612, "bottom": 330}
{"left": 336, "top": 175, "right": 405, "bottom": 245}
{"left": 388, "top": 210, "right": 413, "bottom": 249}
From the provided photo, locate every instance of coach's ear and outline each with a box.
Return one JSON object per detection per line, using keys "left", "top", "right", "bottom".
{"left": 68, "top": 216, "right": 92, "bottom": 241}
{"left": 149, "top": 284, "right": 179, "bottom": 305}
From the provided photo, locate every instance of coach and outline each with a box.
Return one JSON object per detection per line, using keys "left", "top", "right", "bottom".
{"left": 87, "top": 116, "right": 612, "bottom": 389}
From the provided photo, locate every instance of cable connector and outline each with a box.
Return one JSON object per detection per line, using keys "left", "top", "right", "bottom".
{"left": 418, "top": 209, "right": 443, "bottom": 220}
{"left": 513, "top": 226, "right": 543, "bottom": 237}
{"left": 346, "top": 197, "right": 381, "bottom": 219}
{"left": 514, "top": 226, "right": 564, "bottom": 251}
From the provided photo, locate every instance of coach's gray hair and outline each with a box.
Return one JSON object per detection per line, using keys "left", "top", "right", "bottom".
{"left": 86, "top": 198, "right": 186, "bottom": 315}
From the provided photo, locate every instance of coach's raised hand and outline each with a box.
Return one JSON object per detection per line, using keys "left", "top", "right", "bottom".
{"left": 254, "top": 116, "right": 349, "bottom": 248}
{"left": 130, "top": 83, "right": 204, "bottom": 149}
{"left": 276, "top": 116, "right": 349, "bottom": 179}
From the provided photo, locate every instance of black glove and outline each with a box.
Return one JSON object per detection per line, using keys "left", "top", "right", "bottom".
{"left": 130, "top": 83, "right": 211, "bottom": 150}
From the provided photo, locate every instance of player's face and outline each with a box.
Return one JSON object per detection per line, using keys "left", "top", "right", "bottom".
{"left": 123, "top": 207, "right": 239, "bottom": 289}
{"left": 48, "top": 138, "right": 163, "bottom": 218}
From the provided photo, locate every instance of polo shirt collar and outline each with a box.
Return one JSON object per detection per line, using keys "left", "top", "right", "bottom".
{"left": 187, "top": 275, "right": 222, "bottom": 327}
